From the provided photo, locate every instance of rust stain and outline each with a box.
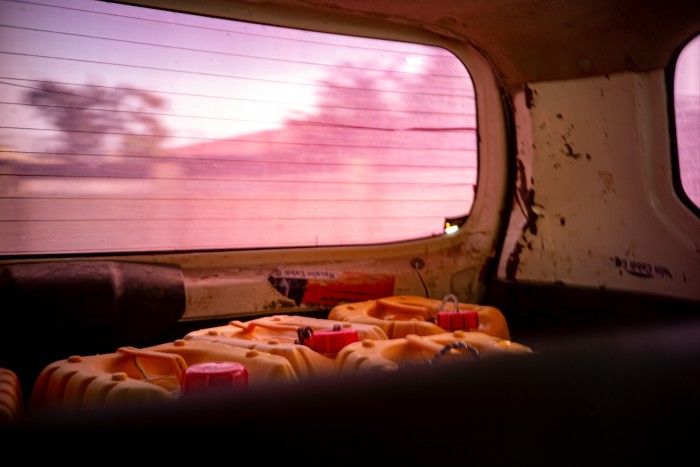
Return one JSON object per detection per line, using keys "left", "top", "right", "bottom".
{"left": 598, "top": 171, "right": 615, "bottom": 193}
{"left": 507, "top": 159, "right": 540, "bottom": 281}
{"left": 562, "top": 137, "right": 582, "bottom": 159}
{"left": 263, "top": 299, "right": 297, "bottom": 311}
{"left": 447, "top": 241, "right": 467, "bottom": 258}
{"left": 525, "top": 85, "right": 536, "bottom": 109}
{"left": 515, "top": 159, "right": 538, "bottom": 235}
{"left": 505, "top": 241, "right": 523, "bottom": 281}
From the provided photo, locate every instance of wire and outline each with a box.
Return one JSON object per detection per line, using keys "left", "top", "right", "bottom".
{"left": 411, "top": 258, "right": 429, "bottom": 298}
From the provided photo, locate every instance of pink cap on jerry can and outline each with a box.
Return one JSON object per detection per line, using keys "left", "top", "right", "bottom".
{"left": 181, "top": 361, "right": 249, "bottom": 395}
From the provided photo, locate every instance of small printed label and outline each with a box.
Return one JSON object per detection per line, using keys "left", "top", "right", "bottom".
{"left": 270, "top": 268, "right": 339, "bottom": 280}
{"left": 269, "top": 268, "right": 395, "bottom": 308}
{"left": 612, "top": 256, "right": 672, "bottom": 279}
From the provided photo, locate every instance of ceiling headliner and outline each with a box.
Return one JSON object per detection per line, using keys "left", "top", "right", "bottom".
{"left": 121, "top": 0, "right": 700, "bottom": 90}
{"left": 242, "top": 0, "right": 700, "bottom": 90}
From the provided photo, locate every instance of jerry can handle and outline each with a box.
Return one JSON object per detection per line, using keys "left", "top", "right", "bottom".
{"left": 117, "top": 346, "right": 188, "bottom": 383}
{"left": 405, "top": 334, "right": 480, "bottom": 361}
{"left": 437, "top": 294, "right": 460, "bottom": 313}
{"left": 433, "top": 341, "right": 481, "bottom": 361}
{"left": 375, "top": 298, "right": 432, "bottom": 319}
{"left": 229, "top": 319, "right": 300, "bottom": 334}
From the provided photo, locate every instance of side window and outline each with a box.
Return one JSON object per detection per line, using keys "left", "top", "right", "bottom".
{"left": 0, "top": 0, "right": 477, "bottom": 256}
{"left": 674, "top": 34, "right": 700, "bottom": 210}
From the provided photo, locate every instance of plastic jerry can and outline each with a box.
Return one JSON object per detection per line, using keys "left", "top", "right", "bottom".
{"left": 184, "top": 315, "right": 388, "bottom": 378}
{"left": 327, "top": 294, "right": 512, "bottom": 340}
{"left": 186, "top": 315, "right": 388, "bottom": 343}
{"left": 28, "top": 338, "right": 298, "bottom": 412}
{"left": 334, "top": 330, "right": 533, "bottom": 375}
{"left": 146, "top": 339, "right": 299, "bottom": 387}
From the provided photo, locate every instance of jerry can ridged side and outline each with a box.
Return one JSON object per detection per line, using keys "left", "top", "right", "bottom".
{"left": 0, "top": 368, "right": 23, "bottom": 424}
{"left": 28, "top": 338, "right": 298, "bottom": 412}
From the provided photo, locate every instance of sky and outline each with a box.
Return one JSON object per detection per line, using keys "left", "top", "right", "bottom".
{"left": 676, "top": 35, "right": 700, "bottom": 96}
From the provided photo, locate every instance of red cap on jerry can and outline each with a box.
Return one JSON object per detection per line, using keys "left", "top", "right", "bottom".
{"left": 308, "top": 328, "right": 359, "bottom": 355}
{"left": 181, "top": 361, "right": 249, "bottom": 395}
{"left": 435, "top": 310, "right": 479, "bottom": 331}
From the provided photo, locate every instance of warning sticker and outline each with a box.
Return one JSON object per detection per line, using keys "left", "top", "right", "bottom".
{"left": 268, "top": 268, "right": 395, "bottom": 308}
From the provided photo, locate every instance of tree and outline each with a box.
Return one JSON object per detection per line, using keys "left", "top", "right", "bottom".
{"left": 24, "top": 82, "right": 168, "bottom": 160}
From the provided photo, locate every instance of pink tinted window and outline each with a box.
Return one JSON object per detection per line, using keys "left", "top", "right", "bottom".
{"left": 0, "top": 0, "right": 477, "bottom": 255}
{"left": 674, "top": 34, "right": 700, "bottom": 210}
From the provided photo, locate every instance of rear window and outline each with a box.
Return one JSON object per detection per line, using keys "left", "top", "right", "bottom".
{"left": 674, "top": 34, "right": 700, "bottom": 211}
{"left": 0, "top": 0, "right": 477, "bottom": 256}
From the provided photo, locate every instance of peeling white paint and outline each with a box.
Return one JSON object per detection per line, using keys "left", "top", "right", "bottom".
{"left": 497, "top": 71, "right": 700, "bottom": 301}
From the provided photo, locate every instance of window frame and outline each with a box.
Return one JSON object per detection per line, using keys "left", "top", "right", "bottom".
{"left": 0, "top": 0, "right": 510, "bottom": 318}
{"left": 668, "top": 31, "right": 700, "bottom": 218}
{"left": 1, "top": 0, "right": 486, "bottom": 257}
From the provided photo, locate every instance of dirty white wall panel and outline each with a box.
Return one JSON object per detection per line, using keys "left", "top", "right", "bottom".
{"left": 498, "top": 70, "right": 700, "bottom": 301}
